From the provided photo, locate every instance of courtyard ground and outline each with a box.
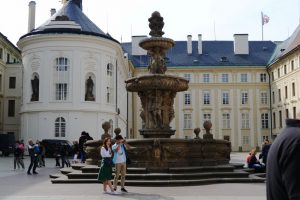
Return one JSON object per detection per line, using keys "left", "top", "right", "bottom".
{"left": 0, "top": 152, "right": 266, "bottom": 200}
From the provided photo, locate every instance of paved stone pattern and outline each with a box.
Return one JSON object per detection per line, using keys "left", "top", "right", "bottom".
{"left": 0, "top": 153, "right": 266, "bottom": 200}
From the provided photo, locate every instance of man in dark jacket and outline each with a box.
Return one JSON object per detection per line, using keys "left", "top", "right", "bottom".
{"left": 267, "top": 113, "right": 300, "bottom": 200}
{"left": 27, "top": 140, "right": 38, "bottom": 175}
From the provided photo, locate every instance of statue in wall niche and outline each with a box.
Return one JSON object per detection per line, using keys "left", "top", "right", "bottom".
{"left": 85, "top": 76, "right": 95, "bottom": 101}
{"left": 31, "top": 75, "right": 39, "bottom": 101}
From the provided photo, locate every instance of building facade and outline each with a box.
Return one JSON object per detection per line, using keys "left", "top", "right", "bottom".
{"left": 17, "top": 0, "right": 130, "bottom": 143}
{"left": 0, "top": 32, "right": 22, "bottom": 139}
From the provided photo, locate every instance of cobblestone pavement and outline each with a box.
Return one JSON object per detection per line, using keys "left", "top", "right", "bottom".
{"left": 0, "top": 152, "right": 266, "bottom": 200}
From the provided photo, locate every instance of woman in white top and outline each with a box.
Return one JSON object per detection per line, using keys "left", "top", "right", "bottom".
{"left": 97, "top": 137, "right": 114, "bottom": 194}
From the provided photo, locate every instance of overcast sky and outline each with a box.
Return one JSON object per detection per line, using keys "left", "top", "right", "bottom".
{"left": 1, "top": 0, "right": 300, "bottom": 46}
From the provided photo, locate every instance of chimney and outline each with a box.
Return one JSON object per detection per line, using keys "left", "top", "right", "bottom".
{"left": 198, "top": 34, "right": 202, "bottom": 54}
{"left": 233, "top": 34, "right": 249, "bottom": 54}
{"left": 187, "top": 35, "right": 192, "bottom": 54}
{"left": 132, "top": 36, "right": 147, "bottom": 55}
{"left": 50, "top": 8, "right": 56, "bottom": 16}
{"left": 28, "top": 1, "right": 36, "bottom": 33}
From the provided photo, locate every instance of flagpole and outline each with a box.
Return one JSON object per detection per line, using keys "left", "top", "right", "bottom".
{"left": 261, "top": 12, "right": 264, "bottom": 41}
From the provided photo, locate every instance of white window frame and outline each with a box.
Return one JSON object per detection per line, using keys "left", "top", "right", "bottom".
{"left": 203, "top": 91, "right": 210, "bottom": 105}
{"left": 241, "top": 91, "right": 248, "bottom": 105}
{"left": 184, "top": 92, "right": 191, "bottom": 105}
{"left": 55, "top": 117, "right": 66, "bottom": 137}
{"left": 241, "top": 73, "right": 247, "bottom": 82}
{"left": 260, "top": 73, "right": 267, "bottom": 82}
{"left": 260, "top": 92, "right": 268, "bottom": 104}
{"left": 222, "top": 92, "right": 229, "bottom": 105}
{"left": 242, "top": 135, "right": 249, "bottom": 145}
{"left": 203, "top": 113, "right": 211, "bottom": 124}
{"left": 56, "top": 83, "right": 67, "bottom": 101}
{"left": 222, "top": 73, "right": 229, "bottom": 83}
{"left": 203, "top": 74, "right": 210, "bottom": 83}
{"left": 184, "top": 74, "right": 191, "bottom": 82}
{"left": 241, "top": 113, "right": 250, "bottom": 129}
{"left": 222, "top": 113, "right": 230, "bottom": 129}
{"left": 261, "top": 113, "right": 269, "bottom": 129}
{"left": 184, "top": 113, "right": 192, "bottom": 129}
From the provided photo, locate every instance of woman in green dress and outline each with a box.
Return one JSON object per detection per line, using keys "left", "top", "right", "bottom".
{"left": 97, "top": 137, "right": 114, "bottom": 194}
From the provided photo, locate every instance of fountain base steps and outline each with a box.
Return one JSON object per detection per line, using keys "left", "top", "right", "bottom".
{"left": 50, "top": 164, "right": 265, "bottom": 186}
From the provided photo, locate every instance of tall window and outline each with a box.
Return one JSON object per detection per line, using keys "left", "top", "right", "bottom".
{"left": 203, "top": 74, "right": 210, "bottom": 83}
{"left": 0, "top": 74, "right": 2, "bottom": 92}
{"left": 203, "top": 91, "right": 210, "bottom": 105}
{"left": 260, "top": 73, "right": 267, "bottom": 82}
{"left": 184, "top": 92, "right": 191, "bottom": 105}
{"left": 273, "top": 112, "right": 276, "bottom": 128}
{"left": 286, "top": 109, "right": 289, "bottom": 119}
{"left": 277, "top": 68, "right": 280, "bottom": 78}
{"left": 272, "top": 91, "right": 275, "bottom": 104}
{"left": 241, "top": 113, "right": 250, "bottom": 129}
{"left": 8, "top": 100, "right": 15, "bottom": 117}
{"left": 56, "top": 57, "right": 68, "bottom": 71}
{"left": 107, "top": 87, "right": 112, "bottom": 103}
{"left": 9, "top": 77, "right": 16, "bottom": 89}
{"left": 261, "top": 92, "right": 268, "bottom": 104}
{"left": 293, "top": 107, "right": 296, "bottom": 119}
{"left": 222, "top": 74, "right": 229, "bottom": 83}
{"left": 184, "top": 113, "right": 192, "bottom": 129}
{"left": 0, "top": 48, "right": 2, "bottom": 60}
{"left": 184, "top": 74, "right": 191, "bottom": 81}
{"left": 292, "top": 82, "right": 296, "bottom": 96}
{"left": 278, "top": 89, "right": 281, "bottom": 102}
{"left": 56, "top": 83, "right": 67, "bottom": 100}
{"left": 55, "top": 57, "right": 69, "bottom": 101}
{"left": 55, "top": 117, "right": 66, "bottom": 137}
{"left": 222, "top": 92, "right": 229, "bottom": 104}
{"left": 107, "top": 63, "right": 113, "bottom": 76}
{"left": 285, "top": 86, "right": 288, "bottom": 99}
{"left": 242, "top": 135, "right": 249, "bottom": 145}
{"left": 222, "top": 113, "right": 230, "bottom": 129}
{"left": 241, "top": 74, "right": 247, "bottom": 82}
{"left": 291, "top": 60, "right": 294, "bottom": 71}
{"left": 279, "top": 110, "right": 282, "bottom": 128}
{"left": 284, "top": 65, "right": 287, "bottom": 74}
{"left": 241, "top": 91, "right": 248, "bottom": 104}
{"left": 261, "top": 113, "right": 269, "bottom": 129}
{"left": 271, "top": 72, "right": 274, "bottom": 81}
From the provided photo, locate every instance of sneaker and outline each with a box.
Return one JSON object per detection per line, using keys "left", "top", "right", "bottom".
{"left": 121, "top": 188, "right": 128, "bottom": 193}
{"left": 109, "top": 191, "right": 117, "bottom": 195}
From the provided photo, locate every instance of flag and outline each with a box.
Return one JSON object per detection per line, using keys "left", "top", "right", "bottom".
{"left": 261, "top": 12, "right": 270, "bottom": 25}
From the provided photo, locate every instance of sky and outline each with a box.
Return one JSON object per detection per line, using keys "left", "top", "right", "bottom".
{"left": 1, "top": 0, "right": 300, "bottom": 46}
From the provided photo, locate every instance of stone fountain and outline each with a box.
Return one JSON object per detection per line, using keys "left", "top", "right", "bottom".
{"left": 85, "top": 11, "right": 231, "bottom": 172}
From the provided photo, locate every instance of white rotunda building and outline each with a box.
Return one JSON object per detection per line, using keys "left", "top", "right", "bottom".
{"left": 17, "top": 0, "right": 130, "bottom": 142}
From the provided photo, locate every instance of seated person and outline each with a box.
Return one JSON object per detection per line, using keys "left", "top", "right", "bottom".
{"left": 248, "top": 148, "right": 265, "bottom": 172}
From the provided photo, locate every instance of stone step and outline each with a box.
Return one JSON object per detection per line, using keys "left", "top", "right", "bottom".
{"left": 168, "top": 165, "right": 234, "bottom": 173}
{"left": 81, "top": 166, "right": 147, "bottom": 174}
{"left": 51, "top": 177, "right": 265, "bottom": 186}
{"left": 66, "top": 171, "right": 249, "bottom": 180}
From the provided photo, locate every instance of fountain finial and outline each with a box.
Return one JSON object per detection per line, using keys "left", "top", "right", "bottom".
{"left": 148, "top": 11, "right": 165, "bottom": 37}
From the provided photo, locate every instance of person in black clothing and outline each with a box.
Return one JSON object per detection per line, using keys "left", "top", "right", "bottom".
{"left": 13, "top": 141, "right": 25, "bottom": 170}
{"left": 54, "top": 144, "right": 61, "bottom": 167}
{"left": 78, "top": 131, "right": 93, "bottom": 163}
{"left": 267, "top": 112, "right": 300, "bottom": 200}
{"left": 60, "top": 144, "right": 70, "bottom": 168}
{"left": 27, "top": 140, "right": 38, "bottom": 175}
{"left": 260, "top": 140, "right": 271, "bottom": 165}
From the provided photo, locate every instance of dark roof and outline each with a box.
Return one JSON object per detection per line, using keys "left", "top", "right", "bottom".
{"left": 20, "top": 0, "right": 118, "bottom": 44}
{"left": 0, "top": 32, "right": 21, "bottom": 53}
{"left": 268, "top": 24, "right": 300, "bottom": 65}
{"left": 122, "top": 40, "right": 277, "bottom": 68}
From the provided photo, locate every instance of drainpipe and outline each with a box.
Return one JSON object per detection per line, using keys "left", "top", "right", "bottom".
{"left": 267, "top": 69, "right": 273, "bottom": 140}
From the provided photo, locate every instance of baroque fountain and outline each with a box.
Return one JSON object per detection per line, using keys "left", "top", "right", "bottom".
{"left": 86, "top": 11, "right": 231, "bottom": 171}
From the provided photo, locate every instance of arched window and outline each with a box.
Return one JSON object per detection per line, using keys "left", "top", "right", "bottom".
{"left": 54, "top": 57, "right": 69, "bottom": 100}
{"left": 55, "top": 117, "right": 66, "bottom": 137}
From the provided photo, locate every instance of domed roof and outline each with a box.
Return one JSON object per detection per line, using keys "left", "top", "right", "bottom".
{"left": 20, "top": 0, "right": 118, "bottom": 43}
